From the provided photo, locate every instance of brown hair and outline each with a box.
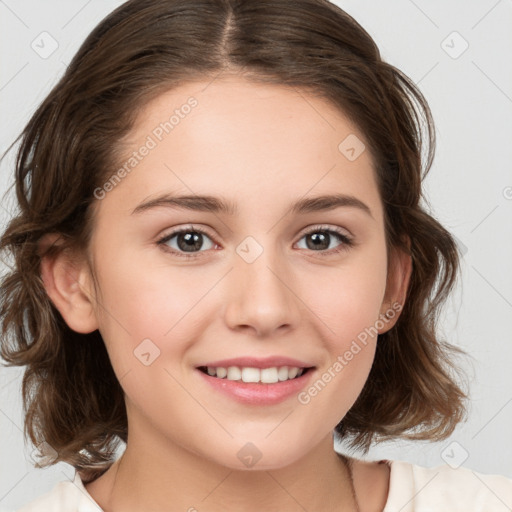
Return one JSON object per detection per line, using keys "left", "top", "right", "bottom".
{"left": 0, "top": 0, "right": 468, "bottom": 482}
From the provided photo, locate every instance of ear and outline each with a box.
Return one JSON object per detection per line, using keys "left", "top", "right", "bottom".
{"left": 39, "top": 234, "right": 99, "bottom": 333}
{"left": 378, "top": 241, "right": 412, "bottom": 334}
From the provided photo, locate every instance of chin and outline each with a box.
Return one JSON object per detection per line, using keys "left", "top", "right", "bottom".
{"left": 202, "top": 438, "right": 313, "bottom": 472}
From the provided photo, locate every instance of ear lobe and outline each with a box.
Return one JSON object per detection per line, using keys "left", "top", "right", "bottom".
{"left": 39, "top": 234, "right": 98, "bottom": 334}
{"left": 378, "top": 242, "right": 412, "bottom": 334}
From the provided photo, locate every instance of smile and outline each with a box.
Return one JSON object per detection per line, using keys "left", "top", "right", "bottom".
{"left": 197, "top": 365, "right": 312, "bottom": 383}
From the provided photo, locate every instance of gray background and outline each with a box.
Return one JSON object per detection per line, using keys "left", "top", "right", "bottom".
{"left": 1, "top": 0, "right": 511, "bottom": 509}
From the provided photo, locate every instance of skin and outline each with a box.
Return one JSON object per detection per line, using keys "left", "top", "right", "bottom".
{"left": 41, "top": 74, "right": 411, "bottom": 512}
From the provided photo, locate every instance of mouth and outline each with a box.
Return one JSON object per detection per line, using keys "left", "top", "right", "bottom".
{"left": 195, "top": 358, "right": 317, "bottom": 405}
{"left": 196, "top": 365, "right": 315, "bottom": 384}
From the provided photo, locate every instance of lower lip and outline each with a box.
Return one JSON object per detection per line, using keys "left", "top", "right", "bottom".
{"left": 196, "top": 368, "right": 315, "bottom": 405}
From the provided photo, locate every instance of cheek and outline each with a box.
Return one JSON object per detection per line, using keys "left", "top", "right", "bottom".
{"left": 302, "top": 245, "right": 388, "bottom": 345}
{"left": 296, "top": 243, "right": 387, "bottom": 400}
{"left": 91, "top": 248, "right": 226, "bottom": 391}
{"left": 296, "top": 270, "right": 385, "bottom": 425}
{"left": 93, "top": 246, "right": 201, "bottom": 334}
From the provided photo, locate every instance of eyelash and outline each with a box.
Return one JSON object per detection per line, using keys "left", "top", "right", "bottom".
{"left": 156, "top": 224, "right": 354, "bottom": 259}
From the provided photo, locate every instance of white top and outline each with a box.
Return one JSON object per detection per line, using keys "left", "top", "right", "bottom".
{"left": 16, "top": 459, "right": 512, "bottom": 511}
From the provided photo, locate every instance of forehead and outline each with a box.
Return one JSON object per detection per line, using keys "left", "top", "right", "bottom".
{"left": 97, "top": 75, "right": 382, "bottom": 222}
{"left": 128, "top": 75, "right": 369, "bottom": 158}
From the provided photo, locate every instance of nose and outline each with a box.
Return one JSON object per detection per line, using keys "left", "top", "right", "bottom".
{"left": 223, "top": 245, "right": 302, "bottom": 338}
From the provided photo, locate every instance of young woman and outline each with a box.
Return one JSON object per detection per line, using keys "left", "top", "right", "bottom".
{"left": 1, "top": 0, "right": 511, "bottom": 511}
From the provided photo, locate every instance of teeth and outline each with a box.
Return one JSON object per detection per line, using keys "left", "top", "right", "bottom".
{"left": 227, "top": 366, "right": 241, "bottom": 381}
{"left": 277, "top": 366, "right": 289, "bottom": 381}
{"left": 288, "top": 367, "right": 299, "bottom": 379}
{"left": 203, "top": 365, "right": 307, "bottom": 383}
{"left": 241, "top": 367, "right": 260, "bottom": 383}
{"left": 260, "top": 367, "right": 278, "bottom": 383}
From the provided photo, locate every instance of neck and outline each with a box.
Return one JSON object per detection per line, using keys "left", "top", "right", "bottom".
{"left": 86, "top": 428, "right": 358, "bottom": 512}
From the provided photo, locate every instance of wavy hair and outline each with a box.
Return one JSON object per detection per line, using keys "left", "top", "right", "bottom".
{"left": 0, "top": 0, "right": 468, "bottom": 483}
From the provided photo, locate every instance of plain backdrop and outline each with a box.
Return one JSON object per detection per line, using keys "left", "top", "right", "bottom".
{"left": 1, "top": 0, "right": 511, "bottom": 509}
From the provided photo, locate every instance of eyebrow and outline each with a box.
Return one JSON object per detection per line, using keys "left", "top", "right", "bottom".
{"left": 131, "top": 193, "right": 373, "bottom": 218}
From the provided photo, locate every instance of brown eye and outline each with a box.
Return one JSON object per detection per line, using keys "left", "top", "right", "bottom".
{"left": 296, "top": 226, "right": 353, "bottom": 255}
{"left": 157, "top": 226, "right": 216, "bottom": 258}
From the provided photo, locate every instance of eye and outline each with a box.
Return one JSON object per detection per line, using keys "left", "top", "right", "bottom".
{"left": 157, "top": 224, "right": 354, "bottom": 259}
{"left": 157, "top": 225, "right": 216, "bottom": 258}
{"left": 295, "top": 225, "right": 353, "bottom": 255}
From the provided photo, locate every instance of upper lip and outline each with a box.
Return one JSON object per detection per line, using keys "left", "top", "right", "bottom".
{"left": 196, "top": 356, "right": 315, "bottom": 369}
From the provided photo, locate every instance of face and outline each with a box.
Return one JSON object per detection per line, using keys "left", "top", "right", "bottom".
{"left": 80, "top": 75, "right": 400, "bottom": 470}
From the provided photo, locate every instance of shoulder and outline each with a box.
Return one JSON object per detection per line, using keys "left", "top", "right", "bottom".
{"left": 384, "top": 459, "right": 512, "bottom": 512}
{"left": 16, "top": 472, "right": 103, "bottom": 512}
